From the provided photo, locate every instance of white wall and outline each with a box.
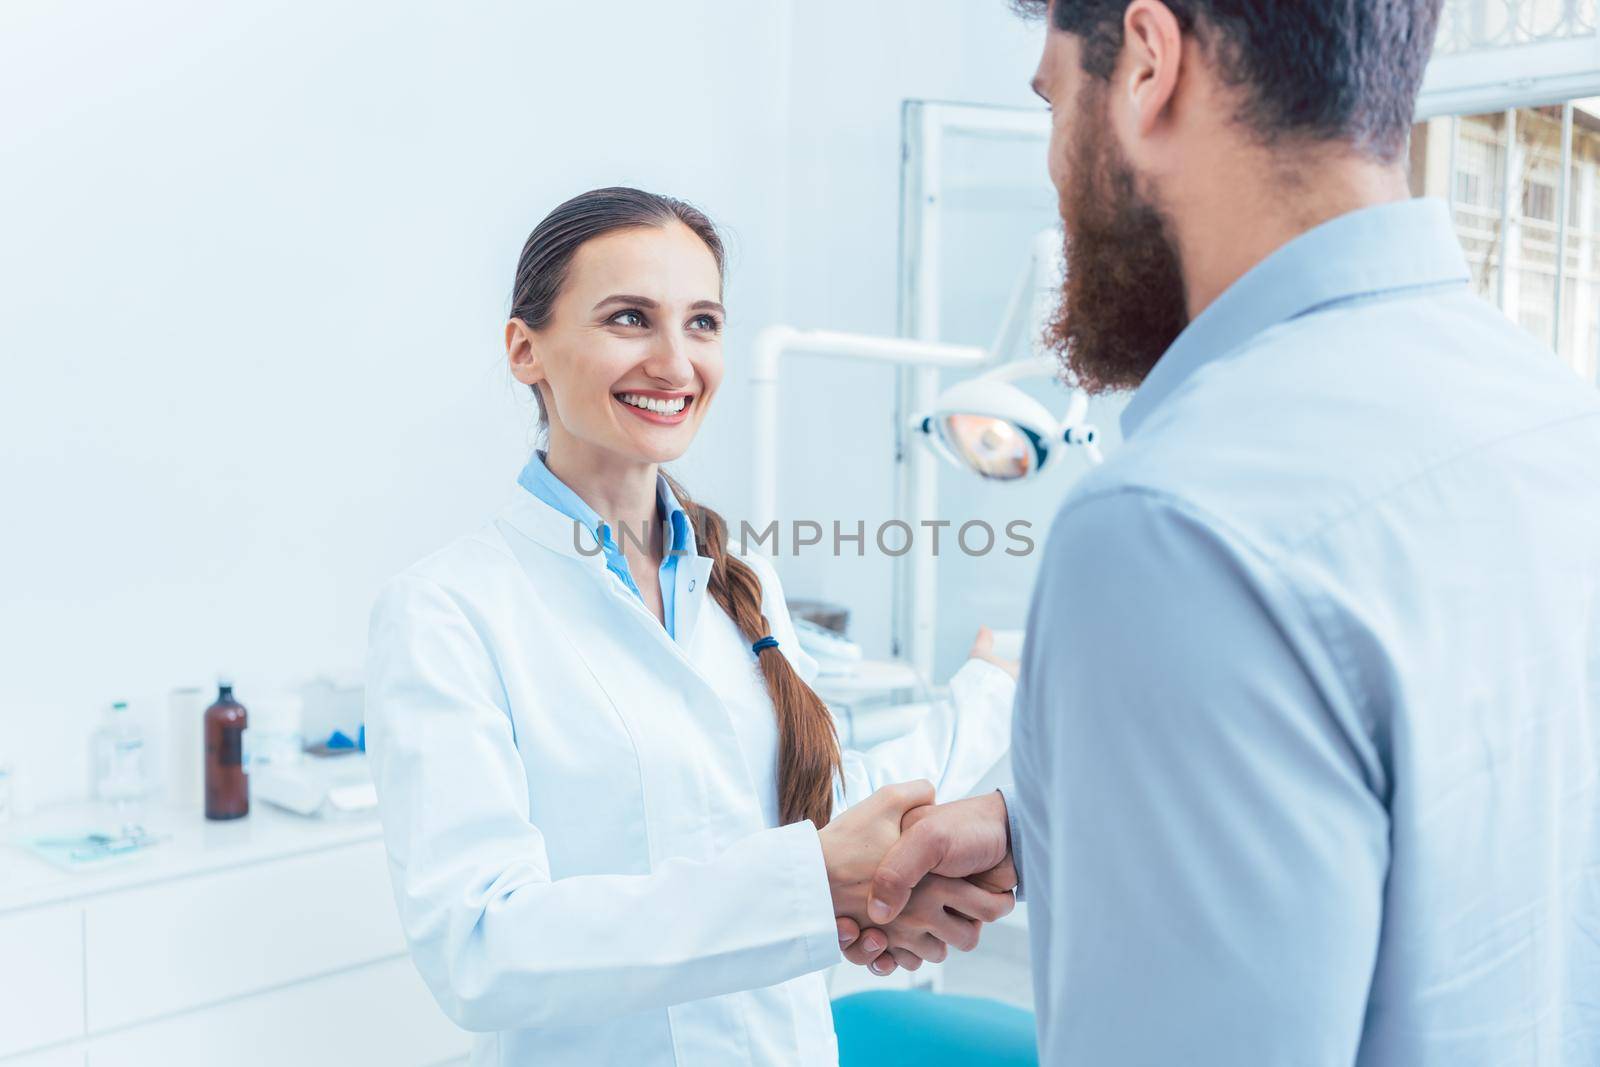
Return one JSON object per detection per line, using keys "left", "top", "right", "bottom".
{"left": 0, "top": 0, "right": 1046, "bottom": 807}
{"left": 770, "top": 1, "right": 1041, "bottom": 658}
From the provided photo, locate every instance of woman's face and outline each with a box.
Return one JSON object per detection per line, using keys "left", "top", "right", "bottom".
{"left": 508, "top": 222, "right": 725, "bottom": 467}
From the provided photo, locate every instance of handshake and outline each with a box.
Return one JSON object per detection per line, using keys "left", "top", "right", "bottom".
{"left": 818, "top": 782, "right": 1016, "bottom": 976}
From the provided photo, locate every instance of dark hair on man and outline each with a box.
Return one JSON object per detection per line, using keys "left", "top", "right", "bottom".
{"left": 1012, "top": 0, "right": 1445, "bottom": 161}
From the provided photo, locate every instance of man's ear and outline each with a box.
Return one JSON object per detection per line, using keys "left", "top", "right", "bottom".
{"left": 505, "top": 318, "right": 545, "bottom": 389}
{"left": 1120, "top": 0, "right": 1184, "bottom": 137}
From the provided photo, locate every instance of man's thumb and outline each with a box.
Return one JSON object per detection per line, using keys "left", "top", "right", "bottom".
{"left": 866, "top": 822, "right": 941, "bottom": 924}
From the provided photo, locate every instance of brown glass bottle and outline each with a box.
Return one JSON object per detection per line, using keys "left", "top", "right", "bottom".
{"left": 203, "top": 680, "right": 249, "bottom": 820}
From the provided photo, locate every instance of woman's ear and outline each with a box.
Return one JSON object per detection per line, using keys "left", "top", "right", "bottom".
{"left": 506, "top": 318, "right": 546, "bottom": 388}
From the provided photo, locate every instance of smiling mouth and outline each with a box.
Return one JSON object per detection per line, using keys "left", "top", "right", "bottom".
{"left": 614, "top": 391, "right": 694, "bottom": 424}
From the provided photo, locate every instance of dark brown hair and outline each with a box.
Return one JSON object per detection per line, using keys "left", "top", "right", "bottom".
{"left": 509, "top": 187, "right": 842, "bottom": 828}
{"left": 1014, "top": 0, "right": 1444, "bottom": 162}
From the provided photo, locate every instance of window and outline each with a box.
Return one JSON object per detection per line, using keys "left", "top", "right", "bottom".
{"left": 1421, "top": 1, "right": 1600, "bottom": 121}
{"left": 1411, "top": 98, "right": 1600, "bottom": 383}
{"left": 1436, "top": 0, "right": 1598, "bottom": 54}
{"left": 1524, "top": 180, "right": 1557, "bottom": 220}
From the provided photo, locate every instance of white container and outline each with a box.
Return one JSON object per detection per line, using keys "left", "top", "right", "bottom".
{"left": 246, "top": 691, "right": 306, "bottom": 772}
{"left": 166, "top": 686, "right": 209, "bottom": 809}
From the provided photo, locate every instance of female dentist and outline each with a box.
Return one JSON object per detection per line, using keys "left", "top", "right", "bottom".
{"left": 365, "top": 187, "right": 1018, "bottom": 1066}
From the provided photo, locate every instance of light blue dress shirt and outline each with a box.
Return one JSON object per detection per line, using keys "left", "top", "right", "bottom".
{"left": 516, "top": 450, "right": 695, "bottom": 640}
{"left": 1010, "top": 199, "right": 1600, "bottom": 1065}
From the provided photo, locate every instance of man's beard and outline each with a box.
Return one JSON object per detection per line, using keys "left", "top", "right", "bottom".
{"left": 1044, "top": 86, "right": 1190, "bottom": 394}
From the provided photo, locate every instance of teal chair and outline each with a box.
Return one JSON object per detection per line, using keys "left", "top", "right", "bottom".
{"left": 832, "top": 990, "right": 1038, "bottom": 1066}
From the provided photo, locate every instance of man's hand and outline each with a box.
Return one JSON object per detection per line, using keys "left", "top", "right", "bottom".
{"left": 839, "top": 873, "right": 1015, "bottom": 976}
{"left": 866, "top": 790, "right": 1014, "bottom": 925}
{"left": 819, "top": 780, "right": 935, "bottom": 921}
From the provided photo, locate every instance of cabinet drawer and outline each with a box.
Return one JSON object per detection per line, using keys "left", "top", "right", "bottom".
{"left": 84, "top": 956, "right": 467, "bottom": 1067}
{"left": 84, "top": 838, "right": 403, "bottom": 1031}
{"left": 0, "top": 903, "right": 83, "bottom": 1059}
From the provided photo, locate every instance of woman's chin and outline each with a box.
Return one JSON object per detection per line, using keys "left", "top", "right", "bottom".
{"left": 619, "top": 428, "right": 694, "bottom": 466}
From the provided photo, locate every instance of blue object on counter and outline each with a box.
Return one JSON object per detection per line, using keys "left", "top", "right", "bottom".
{"left": 832, "top": 990, "right": 1037, "bottom": 1066}
{"left": 324, "top": 725, "right": 367, "bottom": 752}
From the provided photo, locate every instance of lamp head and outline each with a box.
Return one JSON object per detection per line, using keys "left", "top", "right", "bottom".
{"left": 913, "top": 366, "right": 1098, "bottom": 482}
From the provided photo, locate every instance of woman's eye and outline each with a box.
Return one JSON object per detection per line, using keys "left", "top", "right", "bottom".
{"left": 611, "top": 310, "right": 645, "bottom": 327}
{"left": 689, "top": 314, "right": 722, "bottom": 332}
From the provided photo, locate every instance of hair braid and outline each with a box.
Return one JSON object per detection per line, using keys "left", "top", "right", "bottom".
{"left": 664, "top": 475, "right": 842, "bottom": 829}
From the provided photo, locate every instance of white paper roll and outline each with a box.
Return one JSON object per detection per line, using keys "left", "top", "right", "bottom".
{"left": 166, "top": 686, "right": 209, "bottom": 809}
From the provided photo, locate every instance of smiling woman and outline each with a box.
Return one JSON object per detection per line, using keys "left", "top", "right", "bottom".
{"left": 359, "top": 184, "right": 1024, "bottom": 1065}
{"left": 503, "top": 187, "right": 842, "bottom": 831}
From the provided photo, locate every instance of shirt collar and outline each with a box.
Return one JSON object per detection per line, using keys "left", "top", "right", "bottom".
{"left": 515, "top": 450, "right": 696, "bottom": 558}
{"left": 1120, "top": 198, "right": 1472, "bottom": 438}
{"left": 656, "top": 473, "right": 697, "bottom": 558}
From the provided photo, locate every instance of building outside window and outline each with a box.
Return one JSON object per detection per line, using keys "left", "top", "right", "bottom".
{"left": 1412, "top": 0, "right": 1600, "bottom": 384}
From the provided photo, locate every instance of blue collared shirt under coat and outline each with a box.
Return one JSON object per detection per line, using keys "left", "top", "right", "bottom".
{"left": 1008, "top": 198, "right": 1600, "bottom": 1065}
{"left": 516, "top": 450, "right": 695, "bottom": 640}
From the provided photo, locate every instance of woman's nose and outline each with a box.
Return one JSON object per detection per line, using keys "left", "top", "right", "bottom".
{"left": 640, "top": 333, "right": 695, "bottom": 385}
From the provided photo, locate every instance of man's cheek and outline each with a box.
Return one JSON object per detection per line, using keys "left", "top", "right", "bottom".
{"left": 1047, "top": 129, "right": 1073, "bottom": 195}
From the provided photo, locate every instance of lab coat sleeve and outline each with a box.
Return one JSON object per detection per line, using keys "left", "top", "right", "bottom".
{"left": 739, "top": 551, "right": 1016, "bottom": 810}
{"left": 833, "top": 658, "right": 1015, "bottom": 809}
{"left": 364, "top": 574, "right": 842, "bottom": 1033}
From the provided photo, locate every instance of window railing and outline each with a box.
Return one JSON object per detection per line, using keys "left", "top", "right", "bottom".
{"left": 1437, "top": 0, "right": 1598, "bottom": 55}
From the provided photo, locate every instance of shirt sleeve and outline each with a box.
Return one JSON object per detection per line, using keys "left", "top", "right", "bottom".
{"left": 994, "top": 783, "right": 1026, "bottom": 902}
{"left": 1012, "top": 488, "right": 1388, "bottom": 1065}
{"left": 364, "top": 574, "right": 841, "bottom": 1033}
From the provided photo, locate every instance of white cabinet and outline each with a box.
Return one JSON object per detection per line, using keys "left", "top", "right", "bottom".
{"left": 0, "top": 904, "right": 82, "bottom": 1059}
{"left": 0, "top": 805, "right": 469, "bottom": 1066}
{"left": 84, "top": 957, "right": 464, "bottom": 1067}
{"left": 84, "top": 839, "right": 401, "bottom": 1031}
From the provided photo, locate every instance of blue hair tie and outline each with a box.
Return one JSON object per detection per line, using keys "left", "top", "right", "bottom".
{"left": 752, "top": 636, "right": 779, "bottom": 655}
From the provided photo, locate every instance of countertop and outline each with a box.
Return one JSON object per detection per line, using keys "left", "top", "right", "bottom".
{"left": 0, "top": 799, "right": 383, "bottom": 915}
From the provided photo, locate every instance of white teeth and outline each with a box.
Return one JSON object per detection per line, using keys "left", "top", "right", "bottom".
{"left": 618, "top": 393, "right": 687, "bottom": 415}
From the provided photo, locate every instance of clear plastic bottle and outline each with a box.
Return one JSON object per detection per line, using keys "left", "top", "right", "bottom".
{"left": 91, "top": 700, "right": 147, "bottom": 808}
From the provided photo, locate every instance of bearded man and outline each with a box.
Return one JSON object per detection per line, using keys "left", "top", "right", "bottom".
{"left": 854, "top": 2, "right": 1600, "bottom": 1063}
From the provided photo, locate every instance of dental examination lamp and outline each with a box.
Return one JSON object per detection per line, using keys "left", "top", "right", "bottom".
{"left": 913, "top": 356, "right": 1103, "bottom": 482}
{"left": 909, "top": 227, "right": 1101, "bottom": 481}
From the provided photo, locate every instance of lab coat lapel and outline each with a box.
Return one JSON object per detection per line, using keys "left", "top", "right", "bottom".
{"left": 674, "top": 554, "right": 714, "bottom": 645}
{"left": 496, "top": 490, "right": 765, "bottom": 851}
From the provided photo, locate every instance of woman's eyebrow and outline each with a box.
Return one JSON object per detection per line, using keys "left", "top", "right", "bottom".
{"left": 592, "top": 293, "right": 660, "bottom": 312}
{"left": 592, "top": 294, "right": 725, "bottom": 316}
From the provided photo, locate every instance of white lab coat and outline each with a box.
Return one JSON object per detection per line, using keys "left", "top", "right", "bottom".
{"left": 365, "top": 480, "right": 1015, "bottom": 1066}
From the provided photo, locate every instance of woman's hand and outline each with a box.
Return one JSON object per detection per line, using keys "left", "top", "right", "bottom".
{"left": 819, "top": 780, "right": 935, "bottom": 920}
{"left": 968, "top": 625, "right": 1019, "bottom": 680}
